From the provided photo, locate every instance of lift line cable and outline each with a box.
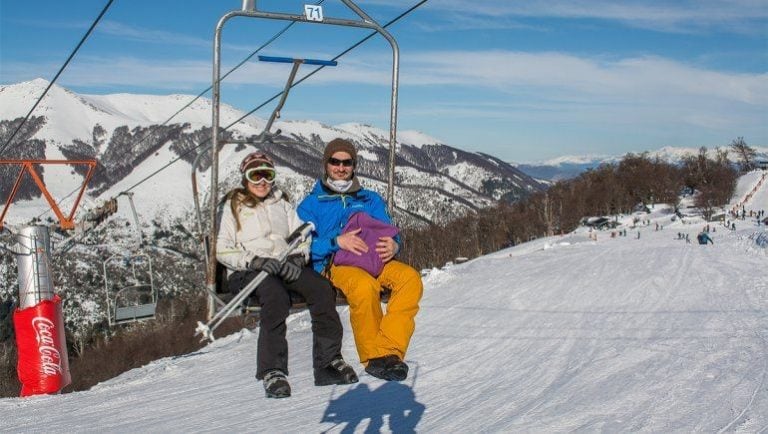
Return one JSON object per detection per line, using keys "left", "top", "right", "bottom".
{"left": 0, "top": 0, "right": 115, "bottom": 155}
{"left": 28, "top": 1, "right": 333, "bottom": 222}
{"left": 28, "top": 1, "right": 326, "bottom": 221}
{"left": 30, "top": 0, "right": 427, "bottom": 224}
{"left": 121, "top": 0, "right": 427, "bottom": 195}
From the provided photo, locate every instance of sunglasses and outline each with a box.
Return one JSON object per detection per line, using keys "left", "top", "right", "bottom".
{"left": 244, "top": 168, "right": 276, "bottom": 184}
{"left": 328, "top": 157, "right": 355, "bottom": 167}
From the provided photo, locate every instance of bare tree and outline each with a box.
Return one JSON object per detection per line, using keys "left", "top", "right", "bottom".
{"left": 730, "top": 136, "right": 756, "bottom": 172}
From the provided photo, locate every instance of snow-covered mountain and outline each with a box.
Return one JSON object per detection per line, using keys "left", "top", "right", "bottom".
{"left": 2, "top": 174, "right": 766, "bottom": 431}
{"left": 0, "top": 79, "right": 544, "bottom": 229}
{"left": 517, "top": 146, "right": 768, "bottom": 182}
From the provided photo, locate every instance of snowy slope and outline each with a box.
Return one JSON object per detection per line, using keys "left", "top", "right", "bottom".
{"left": 2, "top": 195, "right": 767, "bottom": 431}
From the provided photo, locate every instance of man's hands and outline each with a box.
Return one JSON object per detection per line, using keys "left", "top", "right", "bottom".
{"left": 336, "top": 228, "right": 397, "bottom": 262}
{"left": 375, "top": 236, "right": 398, "bottom": 262}
{"left": 336, "top": 228, "right": 368, "bottom": 255}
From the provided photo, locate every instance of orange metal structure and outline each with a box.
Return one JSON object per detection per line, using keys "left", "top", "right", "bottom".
{"left": 0, "top": 159, "right": 97, "bottom": 230}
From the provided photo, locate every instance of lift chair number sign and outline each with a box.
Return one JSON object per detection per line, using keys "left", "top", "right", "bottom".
{"left": 304, "top": 5, "right": 323, "bottom": 22}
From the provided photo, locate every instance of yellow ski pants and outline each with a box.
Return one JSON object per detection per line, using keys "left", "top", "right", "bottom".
{"left": 328, "top": 260, "right": 423, "bottom": 364}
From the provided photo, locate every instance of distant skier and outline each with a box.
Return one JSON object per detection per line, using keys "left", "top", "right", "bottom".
{"left": 697, "top": 232, "right": 714, "bottom": 245}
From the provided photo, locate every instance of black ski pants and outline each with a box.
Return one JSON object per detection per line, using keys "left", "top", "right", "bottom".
{"left": 227, "top": 267, "right": 342, "bottom": 379}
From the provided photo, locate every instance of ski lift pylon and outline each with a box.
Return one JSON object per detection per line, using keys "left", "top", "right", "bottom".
{"left": 0, "top": 159, "right": 97, "bottom": 230}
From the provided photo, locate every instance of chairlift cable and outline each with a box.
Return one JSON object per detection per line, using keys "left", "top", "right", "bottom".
{"left": 28, "top": 1, "right": 327, "bottom": 222}
{"left": 0, "top": 0, "right": 115, "bottom": 155}
{"left": 28, "top": 0, "right": 428, "bottom": 225}
{"left": 235, "top": 0, "right": 428, "bottom": 123}
{"left": 127, "top": 0, "right": 328, "bottom": 153}
{"left": 121, "top": 0, "right": 427, "bottom": 194}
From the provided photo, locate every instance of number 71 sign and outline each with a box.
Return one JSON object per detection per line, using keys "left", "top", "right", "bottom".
{"left": 304, "top": 5, "right": 324, "bottom": 22}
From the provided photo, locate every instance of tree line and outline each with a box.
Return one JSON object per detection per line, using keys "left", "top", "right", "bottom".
{"left": 400, "top": 145, "right": 743, "bottom": 270}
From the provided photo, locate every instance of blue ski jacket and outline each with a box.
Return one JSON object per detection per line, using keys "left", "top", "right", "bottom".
{"left": 297, "top": 179, "right": 400, "bottom": 273}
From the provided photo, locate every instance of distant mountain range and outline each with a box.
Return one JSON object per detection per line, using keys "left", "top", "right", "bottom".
{"left": 516, "top": 146, "right": 768, "bottom": 182}
{"left": 0, "top": 79, "right": 544, "bottom": 229}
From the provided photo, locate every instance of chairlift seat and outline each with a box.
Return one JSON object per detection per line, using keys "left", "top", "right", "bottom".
{"left": 241, "top": 286, "right": 390, "bottom": 315}
{"left": 115, "top": 303, "right": 156, "bottom": 323}
{"left": 113, "top": 284, "right": 157, "bottom": 323}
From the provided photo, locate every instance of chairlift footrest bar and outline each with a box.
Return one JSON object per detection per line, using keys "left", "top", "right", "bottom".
{"left": 257, "top": 55, "right": 337, "bottom": 66}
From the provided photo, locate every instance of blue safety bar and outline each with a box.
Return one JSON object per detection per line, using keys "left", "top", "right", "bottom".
{"left": 257, "top": 55, "right": 338, "bottom": 66}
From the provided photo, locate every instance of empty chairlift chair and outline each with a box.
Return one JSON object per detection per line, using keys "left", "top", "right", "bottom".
{"left": 103, "top": 252, "right": 156, "bottom": 325}
{"left": 102, "top": 193, "right": 158, "bottom": 326}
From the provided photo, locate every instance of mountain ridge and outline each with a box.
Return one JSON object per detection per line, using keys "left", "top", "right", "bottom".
{"left": 0, "top": 79, "right": 544, "bottom": 228}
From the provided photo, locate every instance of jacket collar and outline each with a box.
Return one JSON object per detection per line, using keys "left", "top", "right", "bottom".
{"left": 321, "top": 175, "right": 362, "bottom": 194}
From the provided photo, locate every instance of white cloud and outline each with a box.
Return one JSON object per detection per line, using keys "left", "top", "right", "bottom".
{"left": 401, "top": 50, "right": 768, "bottom": 106}
{"left": 4, "top": 49, "right": 764, "bottom": 114}
{"left": 398, "top": 0, "right": 768, "bottom": 34}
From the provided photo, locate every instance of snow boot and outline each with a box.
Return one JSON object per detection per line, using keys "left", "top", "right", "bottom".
{"left": 263, "top": 370, "right": 291, "bottom": 398}
{"left": 365, "top": 355, "right": 409, "bottom": 381}
{"left": 314, "top": 358, "right": 359, "bottom": 386}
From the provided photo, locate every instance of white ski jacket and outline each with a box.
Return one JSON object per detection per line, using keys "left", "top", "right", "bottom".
{"left": 216, "top": 189, "right": 309, "bottom": 275}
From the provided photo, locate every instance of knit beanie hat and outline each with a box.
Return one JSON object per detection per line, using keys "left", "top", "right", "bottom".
{"left": 239, "top": 151, "right": 274, "bottom": 173}
{"left": 323, "top": 138, "right": 358, "bottom": 164}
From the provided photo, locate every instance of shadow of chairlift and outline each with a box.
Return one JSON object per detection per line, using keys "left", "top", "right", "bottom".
{"left": 102, "top": 192, "right": 157, "bottom": 326}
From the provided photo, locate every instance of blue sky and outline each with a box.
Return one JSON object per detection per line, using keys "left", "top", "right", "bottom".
{"left": 1, "top": 0, "right": 766, "bottom": 162}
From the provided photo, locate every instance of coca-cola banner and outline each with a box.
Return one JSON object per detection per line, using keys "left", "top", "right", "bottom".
{"left": 13, "top": 295, "right": 71, "bottom": 397}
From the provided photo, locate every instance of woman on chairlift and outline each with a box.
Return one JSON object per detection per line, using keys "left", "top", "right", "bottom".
{"left": 216, "top": 151, "right": 358, "bottom": 398}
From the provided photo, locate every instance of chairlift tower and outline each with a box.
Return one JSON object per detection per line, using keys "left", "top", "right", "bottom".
{"left": 204, "top": 1, "right": 401, "bottom": 319}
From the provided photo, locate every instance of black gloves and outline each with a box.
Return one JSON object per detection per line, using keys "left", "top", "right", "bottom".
{"left": 249, "top": 255, "right": 305, "bottom": 283}
{"left": 279, "top": 254, "right": 305, "bottom": 283}
{"left": 249, "top": 257, "right": 281, "bottom": 275}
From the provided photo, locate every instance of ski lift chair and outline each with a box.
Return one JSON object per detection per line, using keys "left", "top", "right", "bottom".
{"left": 200, "top": 1, "right": 400, "bottom": 323}
{"left": 103, "top": 252, "right": 157, "bottom": 325}
{"left": 102, "top": 192, "right": 158, "bottom": 326}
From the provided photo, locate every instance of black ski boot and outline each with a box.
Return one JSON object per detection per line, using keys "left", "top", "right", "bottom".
{"left": 314, "top": 358, "right": 359, "bottom": 386}
{"left": 365, "top": 355, "right": 409, "bottom": 381}
{"left": 263, "top": 370, "right": 291, "bottom": 398}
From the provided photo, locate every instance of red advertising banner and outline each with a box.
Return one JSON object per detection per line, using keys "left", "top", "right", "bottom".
{"left": 13, "top": 295, "right": 71, "bottom": 396}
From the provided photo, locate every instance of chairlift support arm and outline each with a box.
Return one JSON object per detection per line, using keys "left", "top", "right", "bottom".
{"left": 117, "top": 192, "right": 143, "bottom": 249}
{"left": 257, "top": 55, "right": 338, "bottom": 143}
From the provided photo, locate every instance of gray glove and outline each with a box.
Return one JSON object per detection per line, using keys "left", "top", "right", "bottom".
{"left": 249, "top": 257, "right": 281, "bottom": 275}
{"left": 279, "top": 255, "right": 304, "bottom": 283}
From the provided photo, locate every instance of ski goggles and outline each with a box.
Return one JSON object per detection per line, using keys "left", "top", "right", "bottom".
{"left": 327, "top": 157, "right": 355, "bottom": 167}
{"left": 244, "top": 167, "right": 276, "bottom": 184}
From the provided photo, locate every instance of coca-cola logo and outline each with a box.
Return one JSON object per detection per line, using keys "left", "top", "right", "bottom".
{"left": 31, "top": 316, "right": 63, "bottom": 376}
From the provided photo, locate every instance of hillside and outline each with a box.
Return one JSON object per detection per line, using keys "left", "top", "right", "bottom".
{"left": 2, "top": 175, "right": 766, "bottom": 432}
{"left": 0, "top": 79, "right": 543, "bottom": 229}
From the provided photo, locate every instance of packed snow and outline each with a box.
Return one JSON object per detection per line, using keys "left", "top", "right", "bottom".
{"left": 2, "top": 172, "right": 767, "bottom": 432}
